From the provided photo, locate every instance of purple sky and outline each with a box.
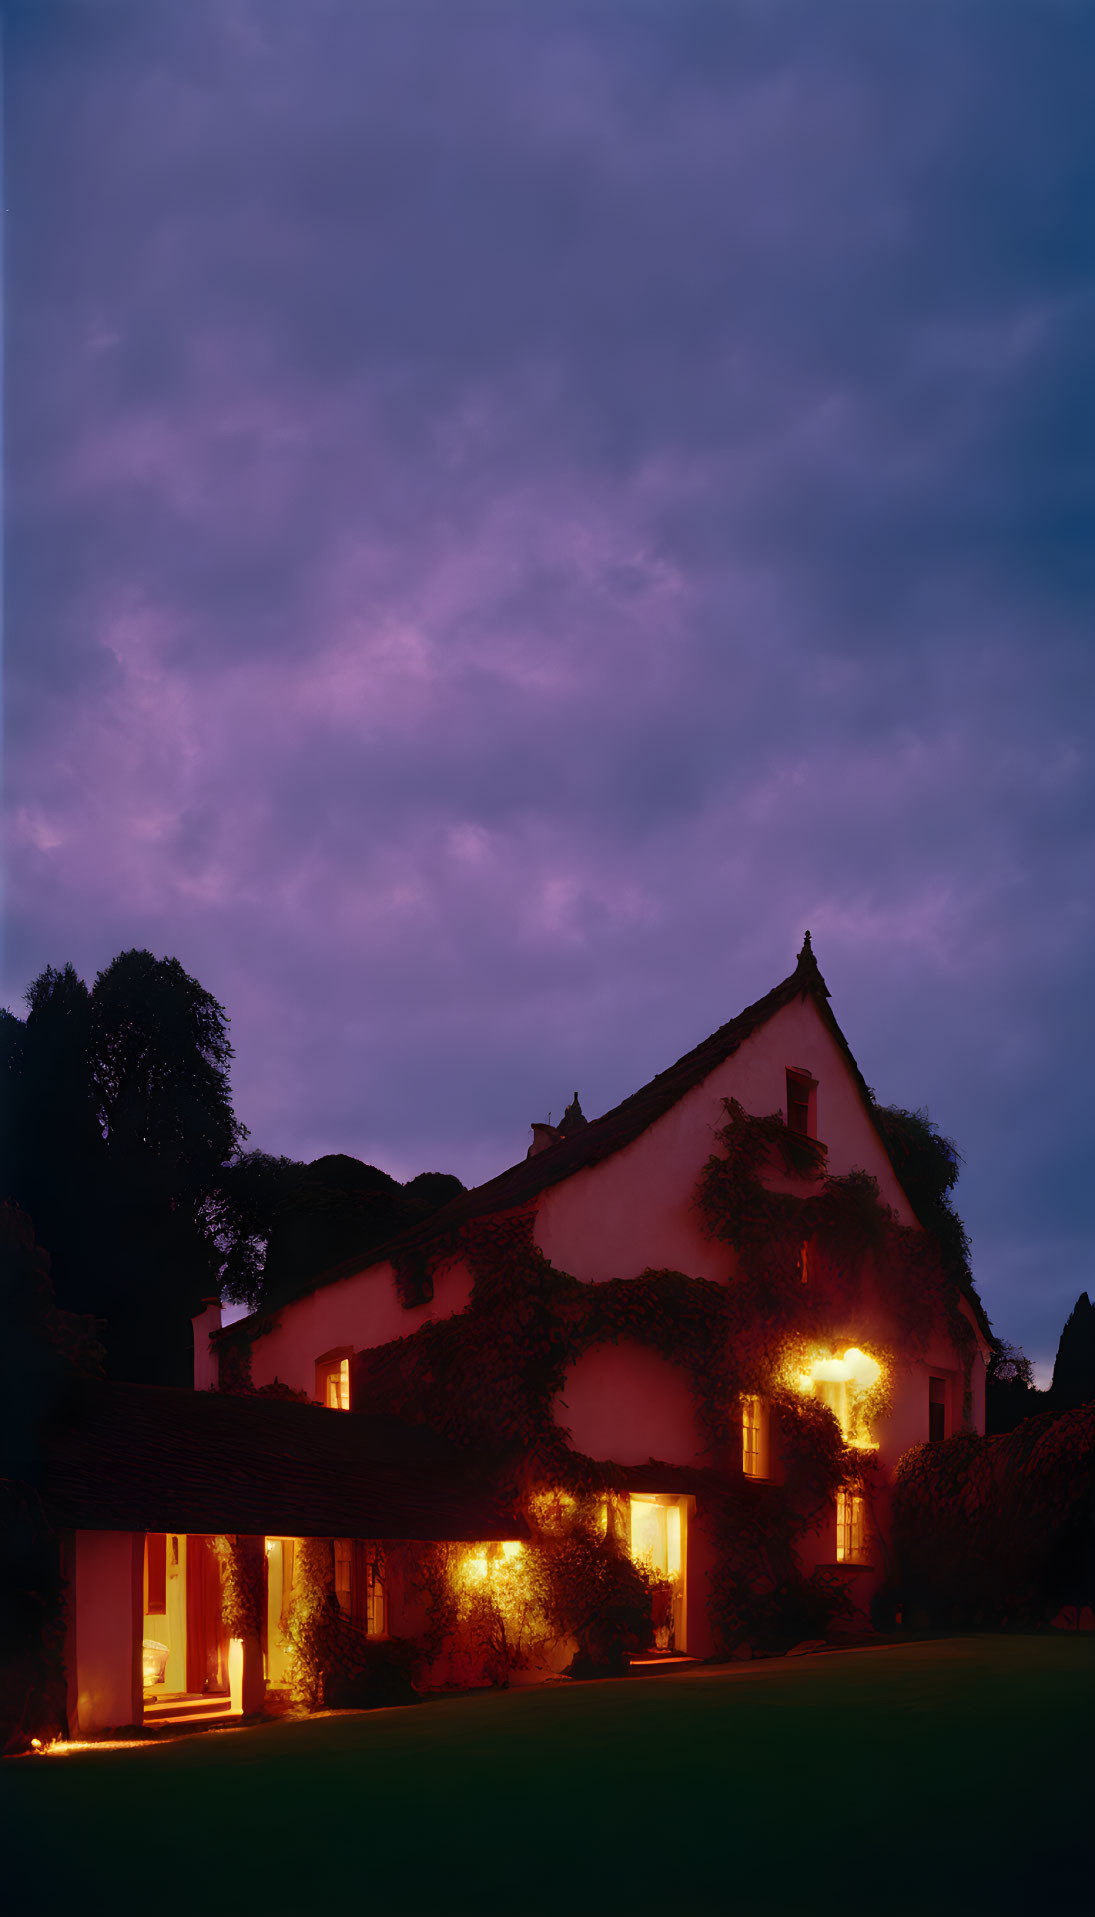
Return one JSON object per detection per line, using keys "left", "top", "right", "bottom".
{"left": 4, "top": 3, "right": 1093, "bottom": 1379}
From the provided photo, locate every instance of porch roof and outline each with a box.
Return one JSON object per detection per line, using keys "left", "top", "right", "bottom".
{"left": 37, "top": 1377, "right": 525, "bottom": 1543}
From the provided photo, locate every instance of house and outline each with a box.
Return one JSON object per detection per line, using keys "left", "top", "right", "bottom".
{"left": 194, "top": 935, "right": 993, "bottom": 1683}
{"left": 33, "top": 1375, "right": 522, "bottom": 1738}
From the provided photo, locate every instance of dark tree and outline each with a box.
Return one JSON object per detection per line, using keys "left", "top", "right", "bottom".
{"left": 1050, "top": 1293, "right": 1095, "bottom": 1411}
{"left": 0, "top": 1203, "right": 102, "bottom": 1753}
{"left": 870, "top": 1102, "right": 973, "bottom": 1292}
{"left": 2, "top": 947, "right": 466, "bottom": 1369}
{"left": 258, "top": 1157, "right": 465, "bottom": 1310}
{"left": 203, "top": 1150, "right": 309, "bottom": 1306}
{"left": 985, "top": 1341, "right": 1043, "bottom": 1435}
{"left": 2, "top": 950, "right": 247, "bottom": 1383}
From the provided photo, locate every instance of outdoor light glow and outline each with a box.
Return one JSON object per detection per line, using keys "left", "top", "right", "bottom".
{"left": 501, "top": 1540, "right": 524, "bottom": 1559}
{"left": 789, "top": 1345, "right": 885, "bottom": 1446}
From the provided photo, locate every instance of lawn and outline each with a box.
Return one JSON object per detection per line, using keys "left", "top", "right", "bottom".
{"left": 5, "top": 1638, "right": 1094, "bottom": 1915}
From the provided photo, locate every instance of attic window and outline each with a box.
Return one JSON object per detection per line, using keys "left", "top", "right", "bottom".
{"left": 786, "top": 1069, "right": 816, "bottom": 1137}
{"left": 317, "top": 1353, "right": 351, "bottom": 1410}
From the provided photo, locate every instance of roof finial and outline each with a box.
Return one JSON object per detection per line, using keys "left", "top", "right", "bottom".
{"left": 794, "top": 928, "right": 829, "bottom": 997}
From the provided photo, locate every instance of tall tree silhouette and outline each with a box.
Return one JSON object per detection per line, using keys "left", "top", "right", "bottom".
{"left": 1051, "top": 1293, "right": 1095, "bottom": 1410}
{"left": 2, "top": 950, "right": 467, "bottom": 1378}
{"left": 2, "top": 951, "right": 247, "bottom": 1384}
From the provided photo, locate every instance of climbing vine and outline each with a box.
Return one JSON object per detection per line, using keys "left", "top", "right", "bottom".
{"left": 212, "top": 1535, "right": 264, "bottom": 1640}
{"left": 349, "top": 1101, "right": 983, "bottom": 1667}
{"left": 208, "top": 1102, "right": 983, "bottom": 1689}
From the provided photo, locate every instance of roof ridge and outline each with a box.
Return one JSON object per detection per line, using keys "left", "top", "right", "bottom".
{"left": 233, "top": 945, "right": 836, "bottom": 1319}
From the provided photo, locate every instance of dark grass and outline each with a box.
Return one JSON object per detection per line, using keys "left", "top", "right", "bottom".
{"left": 5, "top": 1639, "right": 1094, "bottom": 1914}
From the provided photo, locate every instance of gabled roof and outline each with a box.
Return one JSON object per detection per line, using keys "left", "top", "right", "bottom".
{"left": 34, "top": 1376, "right": 523, "bottom": 1541}
{"left": 223, "top": 936, "right": 990, "bottom": 1345}
{"left": 225, "top": 937, "right": 871, "bottom": 1321}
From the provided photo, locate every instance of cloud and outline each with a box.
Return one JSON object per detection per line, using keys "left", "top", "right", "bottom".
{"left": 4, "top": 0, "right": 1094, "bottom": 1363}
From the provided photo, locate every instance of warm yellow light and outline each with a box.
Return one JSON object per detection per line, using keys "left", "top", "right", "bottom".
{"left": 666, "top": 1504, "right": 682, "bottom": 1579}
{"left": 788, "top": 1344, "right": 885, "bottom": 1444}
{"left": 846, "top": 1350, "right": 881, "bottom": 1394}
{"left": 501, "top": 1540, "right": 524, "bottom": 1560}
{"left": 467, "top": 1554, "right": 489, "bottom": 1581}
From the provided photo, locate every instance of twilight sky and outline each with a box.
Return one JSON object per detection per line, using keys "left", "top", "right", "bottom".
{"left": 4, "top": 2, "right": 1093, "bottom": 1377}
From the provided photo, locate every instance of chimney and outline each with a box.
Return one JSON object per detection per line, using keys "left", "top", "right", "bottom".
{"left": 527, "top": 1122, "right": 562, "bottom": 1159}
{"left": 192, "top": 1296, "right": 223, "bottom": 1391}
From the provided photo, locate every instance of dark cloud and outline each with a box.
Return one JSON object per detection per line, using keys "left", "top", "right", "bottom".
{"left": 4, "top": 0, "right": 1093, "bottom": 1374}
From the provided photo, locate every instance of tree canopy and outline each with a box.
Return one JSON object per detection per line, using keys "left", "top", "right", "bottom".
{"left": 1, "top": 949, "right": 464, "bottom": 1381}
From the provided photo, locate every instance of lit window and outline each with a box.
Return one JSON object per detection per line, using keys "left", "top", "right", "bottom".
{"left": 796, "top": 1347, "right": 882, "bottom": 1447}
{"left": 929, "top": 1376, "right": 947, "bottom": 1443}
{"left": 741, "top": 1394, "right": 770, "bottom": 1478}
{"left": 317, "top": 1356, "right": 351, "bottom": 1409}
{"left": 835, "top": 1489, "right": 870, "bottom": 1565}
{"left": 628, "top": 1496, "right": 683, "bottom": 1580}
{"left": 786, "top": 1069, "right": 816, "bottom": 1137}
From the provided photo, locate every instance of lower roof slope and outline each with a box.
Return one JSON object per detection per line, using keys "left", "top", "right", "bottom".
{"left": 33, "top": 1377, "right": 523, "bottom": 1542}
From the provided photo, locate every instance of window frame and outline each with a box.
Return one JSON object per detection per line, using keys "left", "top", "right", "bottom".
{"left": 928, "top": 1374, "right": 948, "bottom": 1443}
{"left": 316, "top": 1347, "right": 353, "bottom": 1410}
{"left": 835, "top": 1488, "right": 871, "bottom": 1566}
{"left": 785, "top": 1067, "right": 818, "bottom": 1138}
{"left": 741, "top": 1393, "right": 771, "bottom": 1480}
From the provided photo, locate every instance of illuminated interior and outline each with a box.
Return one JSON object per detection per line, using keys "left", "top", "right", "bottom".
{"left": 628, "top": 1495, "right": 685, "bottom": 1652}
{"left": 461, "top": 1540, "right": 525, "bottom": 1587}
{"left": 793, "top": 1346, "right": 883, "bottom": 1447}
{"left": 324, "top": 1359, "right": 351, "bottom": 1410}
{"left": 835, "top": 1488, "right": 869, "bottom": 1565}
{"left": 741, "top": 1394, "right": 769, "bottom": 1478}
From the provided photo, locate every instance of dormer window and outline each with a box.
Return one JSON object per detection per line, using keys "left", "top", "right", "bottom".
{"left": 316, "top": 1351, "right": 351, "bottom": 1410}
{"left": 786, "top": 1068, "right": 816, "bottom": 1137}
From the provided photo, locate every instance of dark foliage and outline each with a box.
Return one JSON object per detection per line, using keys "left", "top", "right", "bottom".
{"left": 985, "top": 1341, "right": 1044, "bottom": 1435}
{"left": 1, "top": 949, "right": 466, "bottom": 1370}
{"left": 0, "top": 1203, "right": 102, "bottom": 1753}
{"left": 869, "top": 1102, "right": 977, "bottom": 1307}
{"left": 257, "top": 1157, "right": 465, "bottom": 1310}
{"left": 1050, "top": 1292, "right": 1095, "bottom": 1411}
{"left": 1, "top": 951, "right": 245, "bottom": 1382}
{"left": 892, "top": 1406, "right": 1095, "bottom": 1628}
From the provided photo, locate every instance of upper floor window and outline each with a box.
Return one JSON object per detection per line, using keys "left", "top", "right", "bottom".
{"left": 796, "top": 1347, "right": 883, "bottom": 1449}
{"left": 741, "top": 1394, "right": 770, "bottom": 1478}
{"left": 929, "top": 1375, "right": 948, "bottom": 1442}
{"left": 317, "top": 1352, "right": 351, "bottom": 1409}
{"left": 786, "top": 1068, "right": 817, "bottom": 1137}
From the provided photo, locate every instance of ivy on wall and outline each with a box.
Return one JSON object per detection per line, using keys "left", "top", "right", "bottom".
{"left": 212, "top": 1102, "right": 984, "bottom": 1685}
{"left": 349, "top": 1102, "right": 981, "bottom": 1665}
